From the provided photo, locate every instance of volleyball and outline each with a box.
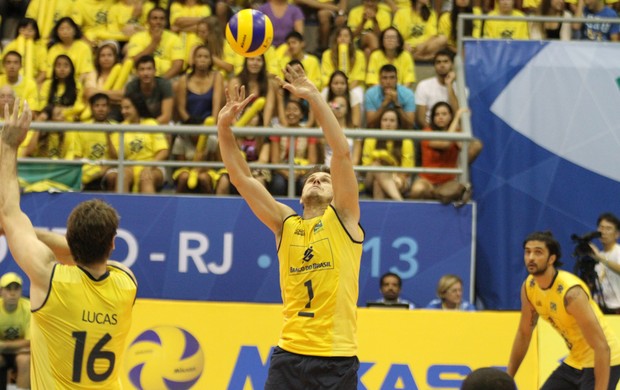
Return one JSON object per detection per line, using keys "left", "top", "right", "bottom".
{"left": 125, "top": 326, "right": 204, "bottom": 390}
{"left": 226, "top": 9, "right": 273, "bottom": 57}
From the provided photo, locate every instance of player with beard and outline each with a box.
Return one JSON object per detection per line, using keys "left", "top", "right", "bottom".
{"left": 507, "top": 231, "right": 620, "bottom": 390}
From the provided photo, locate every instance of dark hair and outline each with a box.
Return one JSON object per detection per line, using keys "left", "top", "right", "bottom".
{"left": 450, "top": 2, "right": 473, "bottom": 43}
{"left": 3, "top": 51, "right": 22, "bottom": 64}
{"left": 49, "top": 17, "right": 82, "bottom": 48}
{"left": 327, "top": 71, "right": 350, "bottom": 100}
{"left": 95, "top": 42, "right": 120, "bottom": 75}
{"left": 89, "top": 93, "right": 110, "bottom": 106}
{"left": 598, "top": 212, "right": 620, "bottom": 231}
{"left": 410, "top": 0, "right": 431, "bottom": 21}
{"left": 66, "top": 200, "right": 119, "bottom": 265}
{"left": 189, "top": 45, "right": 213, "bottom": 77}
{"left": 430, "top": 101, "right": 454, "bottom": 130}
{"left": 434, "top": 49, "right": 455, "bottom": 63}
{"left": 376, "top": 108, "right": 404, "bottom": 162}
{"left": 48, "top": 55, "right": 77, "bottom": 107}
{"left": 379, "top": 27, "right": 404, "bottom": 56}
{"left": 523, "top": 231, "right": 563, "bottom": 267}
{"left": 379, "top": 64, "right": 398, "bottom": 75}
{"left": 16, "top": 17, "right": 41, "bottom": 41}
{"left": 285, "top": 98, "right": 308, "bottom": 120}
{"left": 123, "top": 92, "right": 154, "bottom": 119}
{"left": 380, "top": 272, "right": 402, "bottom": 288}
{"left": 302, "top": 165, "right": 331, "bottom": 185}
{"left": 329, "top": 26, "right": 357, "bottom": 70}
{"left": 238, "top": 55, "right": 269, "bottom": 98}
{"left": 285, "top": 30, "right": 304, "bottom": 42}
{"left": 135, "top": 55, "right": 156, "bottom": 69}
{"left": 461, "top": 367, "right": 516, "bottom": 390}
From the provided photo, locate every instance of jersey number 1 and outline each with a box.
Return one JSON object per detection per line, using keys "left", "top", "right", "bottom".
{"left": 299, "top": 280, "right": 315, "bottom": 318}
{"left": 72, "top": 331, "right": 115, "bottom": 382}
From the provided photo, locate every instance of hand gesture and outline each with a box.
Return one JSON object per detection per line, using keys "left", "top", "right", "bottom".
{"left": 278, "top": 64, "right": 318, "bottom": 101}
{"left": 384, "top": 88, "right": 397, "bottom": 104}
{"left": 218, "top": 85, "right": 255, "bottom": 128}
{"left": 1, "top": 99, "right": 31, "bottom": 149}
{"left": 445, "top": 71, "right": 456, "bottom": 85}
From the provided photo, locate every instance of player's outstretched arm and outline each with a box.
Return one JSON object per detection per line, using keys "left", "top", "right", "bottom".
{"left": 565, "top": 286, "right": 611, "bottom": 390}
{"left": 217, "top": 85, "right": 293, "bottom": 235}
{"left": 279, "top": 65, "right": 360, "bottom": 228}
{"left": 0, "top": 100, "right": 55, "bottom": 302}
{"left": 507, "top": 283, "right": 538, "bottom": 378}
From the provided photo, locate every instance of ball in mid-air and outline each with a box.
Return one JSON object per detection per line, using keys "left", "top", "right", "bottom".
{"left": 226, "top": 9, "right": 273, "bottom": 57}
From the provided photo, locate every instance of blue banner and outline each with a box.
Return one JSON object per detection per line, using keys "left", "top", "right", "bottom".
{"left": 466, "top": 40, "right": 620, "bottom": 309}
{"left": 0, "top": 193, "right": 473, "bottom": 308}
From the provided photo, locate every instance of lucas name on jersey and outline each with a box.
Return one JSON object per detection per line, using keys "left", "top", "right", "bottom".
{"left": 82, "top": 310, "right": 118, "bottom": 325}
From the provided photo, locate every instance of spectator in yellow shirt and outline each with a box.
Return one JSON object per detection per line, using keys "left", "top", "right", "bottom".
{"left": 393, "top": 0, "right": 447, "bottom": 62}
{"left": 0, "top": 52, "right": 39, "bottom": 113}
{"left": 347, "top": 0, "right": 392, "bottom": 58}
{"left": 483, "top": 0, "right": 530, "bottom": 39}
{"left": 126, "top": 7, "right": 185, "bottom": 79}
{"left": 46, "top": 17, "right": 96, "bottom": 86}
{"left": 2, "top": 18, "right": 48, "bottom": 85}
{"left": 366, "top": 27, "right": 416, "bottom": 89}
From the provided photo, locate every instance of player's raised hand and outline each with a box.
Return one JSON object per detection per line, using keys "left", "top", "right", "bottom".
{"left": 278, "top": 64, "right": 318, "bottom": 100}
{"left": 218, "top": 85, "right": 255, "bottom": 128}
{"left": 1, "top": 98, "right": 31, "bottom": 148}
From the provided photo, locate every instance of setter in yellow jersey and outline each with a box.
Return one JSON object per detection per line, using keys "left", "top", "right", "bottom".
{"left": 218, "top": 64, "right": 364, "bottom": 389}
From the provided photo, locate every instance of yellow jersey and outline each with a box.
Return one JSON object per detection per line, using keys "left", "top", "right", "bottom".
{"left": 526, "top": 270, "right": 620, "bottom": 368}
{"left": 0, "top": 297, "right": 30, "bottom": 340}
{"left": 31, "top": 264, "right": 136, "bottom": 389}
{"left": 278, "top": 206, "right": 364, "bottom": 357}
{"left": 366, "top": 50, "right": 416, "bottom": 86}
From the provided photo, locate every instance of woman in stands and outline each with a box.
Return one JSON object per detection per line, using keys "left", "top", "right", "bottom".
{"left": 46, "top": 17, "right": 95, "bottom": 86}
{"left": 361, "top": 108, "right": 414, "bottom": 200}
{"left": 2, "top": 17, "right": 48, "bottom": 85}
{"left": 365, "top": 27, "right": 416, "bottom": 89}
{"left": 229, "top": 55, "right": 277, "bottom": 126}
{"left": 320, "top": 26, "right": 366, "bottom": 95}
{"left": 322, "top": 70, "right": 363, "bottom": 128}
{"left": 103, "top": 93, "right": 170, "bottom": 193}
{"left": 426, "top": 274, "right": 476, "bottom": 310}
{"left": 409, "top": 102, "right": 482, "bottom": 203}
{"left": 393, "top": 0, "right": 447, "bottom": 61}
{"left": 37, "top": 54, "right": 85, "bottom": 122}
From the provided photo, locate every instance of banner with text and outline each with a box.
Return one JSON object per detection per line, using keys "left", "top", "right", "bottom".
{"left": 0, "top": 193, "right": 474, "bottom": 308}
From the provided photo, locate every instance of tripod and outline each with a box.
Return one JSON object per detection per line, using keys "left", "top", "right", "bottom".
{"left": 575, "top": 256, "right": 608, "bottom": 313}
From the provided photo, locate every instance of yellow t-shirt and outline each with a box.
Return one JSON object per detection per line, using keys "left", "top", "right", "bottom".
{"left": 362, "top": 138, "right": 415, "bottom": 167}
{"left": 393, "top": 8, "right": 439, "bottom": 48}
{"left": 0, "top": 297, "right": 30, "bottom": 340}
{"left": 112, "top": 119, "right": 168, "bottom": 162}
{"left": 366, "top": 50, "right": 416, "bottom": 86}
{"left": 274, "top": 52, "right": 322, "bottom": 90}
{"left": 0, "top": 74, "right": 40, "bottom": 108}
{"left": 321, "top": 48, "right": 367, "bottom": 87}
{"left": 3, "top": 38, "right": 48, "bottom": 78}
{"left": 47, "top": 40, "right": 95, "bottom": 80}
{"left": 483, "top": 10, "right": 530, "bottom": 39}
{"left": 28, "top": 131, "right": 76, "bottom": 159}
{"left": 38, "top": 79, "right": 85, "bottom": 117}
{"left": 525, "top": 270, "right": 620, "bottom": 368}
{"left": 31, "top": 264, "right": 136, "bottom": 390}
{"left": 127, "top": 30, "right": 185, "bottom": 77}
{"left": 26, "top": 0, "right": 75, "bottom": 39}
{"left": 73, "top": 122, "right": 116, "bottom": 184}
{"left": 278, "top": 206, "right": 364, "bottom": 356}
{"left": 347, "top": 5, "right": 392, "bottom": 37}
{"left": 71, "top": 0, "right": 116, "bottom": 41}
{"left": 438, "top": 7, "right": 483, "bottom": 47}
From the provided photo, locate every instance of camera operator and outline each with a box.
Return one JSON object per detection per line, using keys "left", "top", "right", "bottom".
{"left": 590, "top": 212, "right": 620, "bottom": 314}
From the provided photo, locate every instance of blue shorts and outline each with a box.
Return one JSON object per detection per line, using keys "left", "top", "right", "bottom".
{"left": 541, "top": 362, "right": 620, "bottom": 390}
{"left": 264, "top": 346, "right": 359, "bottom": 390}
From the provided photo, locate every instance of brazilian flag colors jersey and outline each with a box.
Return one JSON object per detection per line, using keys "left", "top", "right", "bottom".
{"left": 277, "top": 205, "right": 364, "bottom": 357}
{"left": 31, "top": 264, "right": 137, "bottom": 389}
{"left": 525, "top": 270, "right": 620, "bottom": 369}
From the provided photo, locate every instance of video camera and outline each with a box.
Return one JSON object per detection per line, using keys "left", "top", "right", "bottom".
{"left": 571, "top": 231, "right": 602, "bottom": 285}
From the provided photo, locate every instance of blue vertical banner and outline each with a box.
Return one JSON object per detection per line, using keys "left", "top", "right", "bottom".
{"left": 0, "top": 193, "right": 473, "bottom": 308}
{"left": 466, "top": 40, "right": 620, "bottom": 309}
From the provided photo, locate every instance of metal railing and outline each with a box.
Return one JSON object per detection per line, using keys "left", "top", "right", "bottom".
{"left": 19, "top": 121, "right": 477, "bottom": 197}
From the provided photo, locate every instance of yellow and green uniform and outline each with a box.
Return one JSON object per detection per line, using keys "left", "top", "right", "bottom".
{"left": 525, "top": 270, "right": 620, "bottom": 368}
{"left": 0, "top": 297, "right": 30, "bottom": 341}
{"left": 126, "top": 30, "right": 185, "bottom": 77}
{"left": 71, "top": 0, "right": 116, "bottom": 42}
{"left": 2, "top": 38, "right": 48, "bottom": 79}
{"left": 26, "top": 0, "right": 75, "bottom": 39}
{"left": 321, "top": 48, "right": 366, "bottom": 88}
{"left": 73, "top": 121, "right": 116, "bottom": 185}
{"left": 31, "top": 264, "right": 136, "bottom": 389}
{"left": 347, "top": 5, "right": 392, "bottom": 39}
{"left": 393, "top": 8, "right": 439, "bottom": 49}
{"left": 362, "top": 138, "right": 415, "bottom": 168}
{"left": 483, "top": 10, "right": 530, "bottom": 39}
{"left": 278, "top": 206, "right": 364, "bottom": 356}
{"left": 366, "top": 50, "right": 416, "bottom": 86}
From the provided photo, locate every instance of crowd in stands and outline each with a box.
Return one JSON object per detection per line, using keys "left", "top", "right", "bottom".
{"left": 0, "top": 0, "right": 615, "bottom": 199}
